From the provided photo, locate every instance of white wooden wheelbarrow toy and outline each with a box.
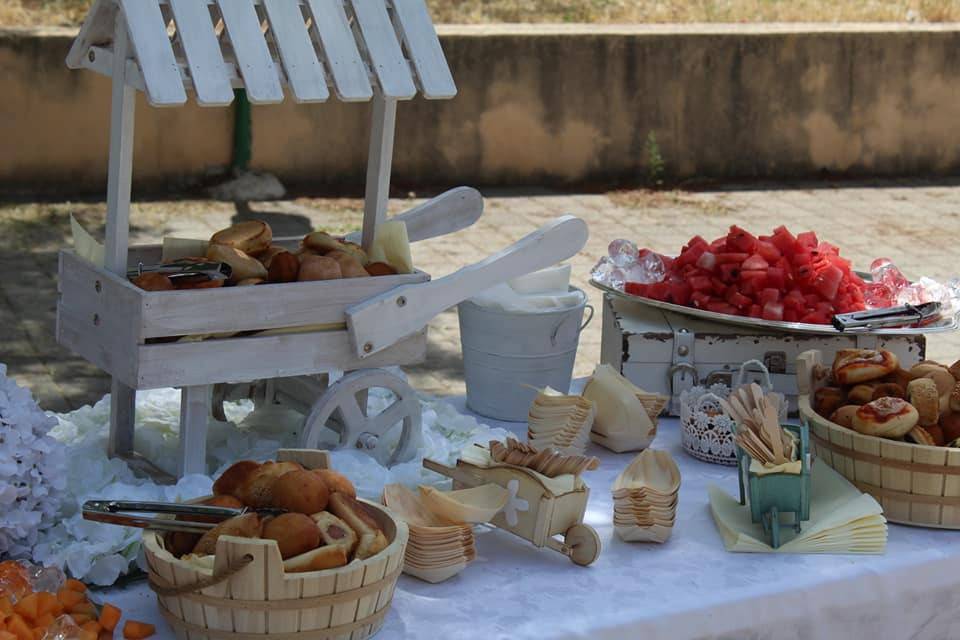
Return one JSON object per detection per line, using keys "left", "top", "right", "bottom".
{"left": 423, "top": 452, "right": 602, "bottom": 566}
{"left": 56, "top": 0, "right": 590, "bottom": 477}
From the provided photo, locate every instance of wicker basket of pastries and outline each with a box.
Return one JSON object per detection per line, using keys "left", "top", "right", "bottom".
{"left": 798, "top": 349, "right": 960, "bottom": 528}
{"left": 142, "top": 449, "right": 407, "bottom": 640}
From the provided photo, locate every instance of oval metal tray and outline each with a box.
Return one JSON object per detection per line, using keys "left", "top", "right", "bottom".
{"left": 590, "top": 279, "right": 958, "bottom": 336}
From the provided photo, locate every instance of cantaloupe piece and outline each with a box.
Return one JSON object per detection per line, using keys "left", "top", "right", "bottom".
{"left": 12, "top": 595, "right": 38, "bottom": 623}
{"left": 5, "top": 615, "right": 30, "bottom": 640}
{"left": 35, "top": 593, "right": 58, "bottom": 619}
{"left": 122, "top": 620, "right": 155, "bottom": 639}
{"left": 64, "top": 579, "right": 87, "bottom": 594}
{"left": 56, "top": 589, "right": 85, "bottom": 609}
{"left": 98, "top": 604, "right": 121, "bottom": 632}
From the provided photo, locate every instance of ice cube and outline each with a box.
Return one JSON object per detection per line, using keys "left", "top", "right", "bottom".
{"left": 591, "top": 257, "right": 626, "bottom": 290}
{"left": 607, "top": 239, "right": 638, "bottom": 268}
{"left": 29, "top": 563, "right": 65, "bottom": 593}
{"left": 625, "top": 251, "right": 666, "bottom": 284}
{"left": 863, "top": 282, "right": 894, "bottom": 309}
{"left": 870, "top": 257, "right": 909, "bottom": 293}
{"left": 896, "top": 283, "right": 927, "bottom": 306}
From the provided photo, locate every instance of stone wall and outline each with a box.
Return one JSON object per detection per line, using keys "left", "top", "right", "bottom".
{"left": 2, "top": 24, "right": 960, "bottom": 194}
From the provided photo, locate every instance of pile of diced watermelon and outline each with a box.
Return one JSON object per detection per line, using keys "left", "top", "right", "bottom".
{"left": 624, "top": 225, "right": 867, "bottom": 324}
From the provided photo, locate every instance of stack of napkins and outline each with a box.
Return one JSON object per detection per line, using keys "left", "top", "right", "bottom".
{"left": 709, "top": 461, "right": 886, "bottom": 554}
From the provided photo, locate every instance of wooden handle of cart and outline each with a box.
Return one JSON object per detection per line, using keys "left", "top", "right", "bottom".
{"left": 346, "top": 215, "right": 589, "bottom": 358}
{"left": 344, "top": 186, "right": 484, "bottom": 245}
{"left": 422, "top": 458, "right": 485, "bottom": 487}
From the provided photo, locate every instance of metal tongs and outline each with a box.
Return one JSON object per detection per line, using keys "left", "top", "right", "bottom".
{"left": 82, "top": 500, "right": 282, "bottom": 534}
{"left": 126, "top": 259, "right": 232, "bottom": 282}
{"left": 832, "top": 302, "right": 942, "bottom": 331}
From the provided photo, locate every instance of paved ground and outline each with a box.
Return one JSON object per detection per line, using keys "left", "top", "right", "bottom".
{"left": 3, "top": 180, "right": 960, "bottom": 413}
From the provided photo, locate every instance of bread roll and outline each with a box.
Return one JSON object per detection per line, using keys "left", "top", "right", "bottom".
{"left": 267, "top": 251, "right": 300, "bottom": 283}
{"left": 926, "top": 422, "right": 947, "bottom": 446}
{"left": 164, "top": 531, "right": 201, "bottom": 558}
{"left": 906, "top": 425, "right": 937, "bottom": 446}
{"left": 813, "top": 387, "right": 845, "bottom": 418}
{"left": 298, "top": 255, "right": 341, "bottom": 281}
{"left": 950, "top": 383, "right": 960, "bottom": 413}
{"left": 829, "top": 405, "right": 859, "bottom": 429}
{"left": 833, "top": 349, "right": 899, "bottom": 385}
{"left": 949, "top": 359, "right": 960, "bottom": 382}
{"left": 213, "top": 460, "right": 260, "bottom": 497}
{"left": 907, "top": 377, "right": 940, "bottom": 427}
{"left": 328, "top": 493, "right": 388, "bottom": 560}
{"left": 312, "top": 469, "right": 356, "bottom": 498}
{"left": 210, "top": 220, "right": 272, "bottom": 256}
{"left": 911, "top": 363, "right": 955, "bottom": 395}
{"left": 173, "top": 274, "right": 225, "bottom": 290}
{"left": 257, "top": 245, "right": 287, "bottom": 267}
{"left": 131, "top": 272, "right": 175, "bottom": 291}
{"left": 871, "top": 383, "right": 906, "bottom": 401}
{"left": 941, "top": 412, "right": 960, "bottom": 443}
{"left": 283, "top": 545, "right": 349, "bottom": 573}
{"left": 235, "top": 461, "right": 303, "bottom": 508}
{"left": 236, "top": 278, "right": 265, "bottom": 286}
{"left": 193, "top": 495, "right": 244, "bottom": 523}
{"left": 271, "top": 470, "right": 329, "bottom": 514}
{"left": 338, "top": 241, "right": 369, "bottom": 266}
{"left": 851, "top": 397, "right": 919, "bottom": 438}
{"left": 326, "top": 250, "right": 370, "bottom": 278}
{"left": 262, "top": 513, "right": 321, "bottom": 560}
{"left": 846, "top": 384, "right": 877, "bottom": 405}
{"left": 301, "top": 231, "right": 342, "bottom": 254}
{"left": 192, "top": 513, "right": 262, "bottom": 556}
{"left": 312, "top": 511, "right": 358, "bottom": 554}
{"left": 205, "top": 244, "right": 268, "bottom": 283}
{"left": 366, "top": 262, "right": 397, "bottom": 277}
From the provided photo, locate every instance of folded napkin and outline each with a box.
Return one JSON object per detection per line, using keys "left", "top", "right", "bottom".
{"left": 709, "top": 462, "right": 886, "bottom": 554}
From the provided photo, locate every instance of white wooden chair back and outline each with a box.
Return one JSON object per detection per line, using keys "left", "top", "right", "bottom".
{"left": 66, "top": 0, "right": 457, "bottom": 107}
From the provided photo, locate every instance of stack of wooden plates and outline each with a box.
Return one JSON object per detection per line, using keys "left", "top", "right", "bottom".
{"left": 527, "top": 387, "right": 596, "bottom": 455}
{"left": 382, "top": 484, "right": 477, "bottom": 583}
{"left": 612, "top": 449, "right": 681, "bottom": 543}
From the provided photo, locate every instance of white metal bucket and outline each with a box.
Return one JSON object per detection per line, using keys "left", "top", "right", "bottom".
{"left": 458, "top": 287, "right": 594, "bottom": 422}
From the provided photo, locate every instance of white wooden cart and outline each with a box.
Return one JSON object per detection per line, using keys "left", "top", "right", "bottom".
{"left": 59, "top": 0, "right": 588, "bottom": 478}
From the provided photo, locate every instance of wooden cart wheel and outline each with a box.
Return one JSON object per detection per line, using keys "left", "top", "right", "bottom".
{"left": 300, "top": 369, "right": 422, "bottom": 466}
{"left": 564, "top": 524, "right": 601, "bottom": 566}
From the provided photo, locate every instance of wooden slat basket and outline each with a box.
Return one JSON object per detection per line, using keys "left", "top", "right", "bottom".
{"left": 797, "top": 349, "right": 960, "bottom": 529}
{"left": 142, "top": 450, "right": 409, "bottom": 639}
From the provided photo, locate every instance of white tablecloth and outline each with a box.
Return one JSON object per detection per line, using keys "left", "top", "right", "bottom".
{"left": 102, "top": 402, "right": 960, "bottom": 640}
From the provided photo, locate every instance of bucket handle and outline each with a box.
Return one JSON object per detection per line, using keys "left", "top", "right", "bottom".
{"left": 550, "top": 304, "right": 594, "bottom": 346}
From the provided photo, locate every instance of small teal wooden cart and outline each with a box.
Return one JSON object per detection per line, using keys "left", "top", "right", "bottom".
{"left": 736, "top": 423, "right": 811, "bottom": 548}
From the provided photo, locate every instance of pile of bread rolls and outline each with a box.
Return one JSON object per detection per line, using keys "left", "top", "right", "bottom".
{"left": 813, "top": 349, "right": 960, "bottom": 447}
{"left": 131, "top": 220, "right": 401, "bottom": 291}
{"left": 164, "top": 460, "right": 389, "bottom": 572}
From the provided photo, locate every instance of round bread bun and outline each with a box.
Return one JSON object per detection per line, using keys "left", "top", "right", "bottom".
{"left": 267, "top": 251, "right": 300, "bottom": 283}
{"left": 366, "top": 262, "right": 397, "bottom": 277}
{"left": 950, "top": 383, "right": 960, "bottom": 413}
{"left": 949, "top": 359, "right": 960, "bottom": 382}
{"left": 829, "top": 405, "right": 860, "bottom": 429}
{"left": 905, "top": 425, "right": 937, "bottom": 446}
{"left": 911, "top": 363, "right": 956, "bottom": 395}
{"left": 907, "top": 377, "right": 940, "bottom": 427}
{"left": 301, "top": 231, "right": 342, "bottom": 254}
{"left": 257, "top": 245, "right": 287, "bottom": 267}
{"left": 236, "top": 278, "right": 265, "bottom": 286}
{"left": 210, "top": 220, "right": 272, "bottom": 256}
{"left": 205, "top": 243, "right": 268, "bottom": 283}
{"left": 188, "top": 495, "right": 245, "bottom": 524}
{"left": 326, "top": 250, "right": 370, "bottom": 278}
{"left": 940, "top": 412, "right": 960, "bottom": 442}
{"left": 271, "top": 470, "right": 329, "bottom": 514}
{"left": 213, "top": 460, "right": 260, "bottom": 497}
{"left": 262, "top": 513, "right": 320, "bottom": 560}
{"left": 298, "top": 255, "right": 342, "bottom": 281}
{"left": 833, "top": 349, "right": 899, "bottom": 385}
{"left": 337, "top": 241, "right": 369, "bottom": 266}
{"left": 192, "top": 513, "right": 263, "bottom": 556}
{"left": 871, "top": 383, "right": 906, "bottom": 401}
{"left": 813, "top": 386, "right": 845, "bottom": 418}
{"left": 926, "top": 422, "right": 947, "bottom": 446}
{"left": 235, "top": 460, "right": 303, "bottom": 508}
{"left": 312, "top": 469, "right": 357, "bottom": 498}
{"left": 165, "top": 531, "right": 201, "bottom": 558}
{"left": 846, "top": 384, "right": 877, "bottom": 405}
{"left": 131, "top": 272, "right": 175, "bottom": 291}
{"left": 852, "top": 397, "right": 919, "bottom": 438}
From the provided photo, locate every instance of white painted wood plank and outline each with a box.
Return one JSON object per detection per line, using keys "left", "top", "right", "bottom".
{"left": 347, "top": 215, "right": 589, "bottom": 358}
{"left": 349, "top": 0, "right": 415, "bottom": 99}
{"left": 178, "top": 385, "right": 210, "bottom": 476}
{"left": 391, "top": 0, "right": 457, "bottom": 99}
{"left": 361, "top": 95, "right": 397, "bottom": 251}
{"left": 305, "top": 0, "right": 373, "bottom": 101}
{"left": 109, "top": 382, "right": 136, "bottom": 457}
{"left": 136, "top": 327, "right": 427, "bottom": 389}
{"left": 120, "top": 0, "right": 187, "bottom": 106}
{"left": 168, "top": 0, "right": 234, "bottom": 106}
{"left": 105, "top": 19, "right": 136, "bottom": 276}
{"left": 263, "top": 0, "right": 329, "bottom": 102}
{"left": 216, "top": 0, "right": 284, "bottom": 103}
{"left": 66, "top": 0, "right": 119, "bottom": 69}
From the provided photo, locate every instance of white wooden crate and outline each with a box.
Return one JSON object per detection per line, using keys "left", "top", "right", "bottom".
{"left": 600, "top": 294, "right": 926, "bottom": 416}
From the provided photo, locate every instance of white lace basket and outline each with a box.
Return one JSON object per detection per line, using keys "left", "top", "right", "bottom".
{"left": 679, "top": 360, "right": 786, "bottom": 466}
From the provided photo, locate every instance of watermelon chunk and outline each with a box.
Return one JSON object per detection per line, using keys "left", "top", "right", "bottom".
{"left": 812, "top": 264, "right": 844, "bottom": 301}
{"left": 696, "top": 251, "right": 717, "bottom": 271}
{"left": 758, "top": 288, "right": 781, "bottom": 305}
{"left": 706, "top": 301, "right": 738, "bottom": 315}
{"left": 688, "top": 275, "right": 713, "bottom": 292}
{"left": 716, "top": 252, "right": 749, "bottom": 264}
{"left": 756, "top": 241, "right": 782, "bottom": 263}
{"left": 796, "top": 231, "right": 819, "bottom": 249}
{"left": 727, "top": 226, "right": 758, "bottom": 253}
{"left": 747, "top": 304, "right": 763, "bottom": 318}
{"left": 766, "top": 267, "right": 786, "bottom": 290}
{"left": 690, "top": 291, "right": 711, "bottom": 309}
{"left": 741, "top": 255, "right": 770, "bottom": 271}
{"left": 761, "top": 302, "right": 784, "bottom": 321}
{"left": 725, "top": 289, "right": 753, "bottom": 309}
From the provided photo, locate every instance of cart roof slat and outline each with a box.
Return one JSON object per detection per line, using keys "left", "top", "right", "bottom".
{"left": 167, "top": 0, "right": 235, "bottom": 106}
{"left": 66, "top": 0, "right": 456, "bottom": 106}
{"left": 262, "top": 0, "right": 330, "bottom": 103}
